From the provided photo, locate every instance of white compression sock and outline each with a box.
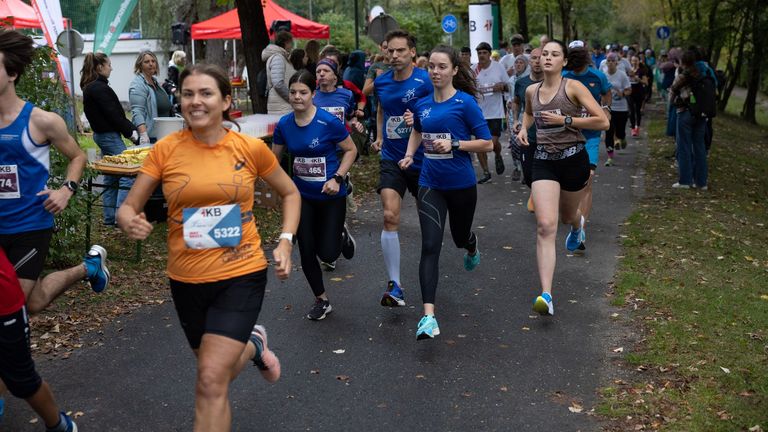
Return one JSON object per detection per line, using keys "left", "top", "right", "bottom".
{"left": 381, "top": 230, "right": 400, "bottom": 285}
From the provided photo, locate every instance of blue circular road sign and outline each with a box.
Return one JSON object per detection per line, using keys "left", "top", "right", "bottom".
{"left": 442, "top": 15, "right": 458, "bottom": 34}
{"left": 656, "top": 26, "right": 671, "bottom": 40}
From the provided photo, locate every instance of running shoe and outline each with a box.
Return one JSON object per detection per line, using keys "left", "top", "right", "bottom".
{"left": 416, "top": 315, "right": 440, "bottom": 340}
{"left": 320, "top": 261, "right": 336, "bottom": 271}
{"left": 250, "top": 324, "right": 281, "bottom": 383}
{"left": 565, "top": 216, "right": 585, "bottom": 252}
{"left": 511, "top": 166, "right": 521, "bottom": 181}
{"left": 306, "top": 298, "right": 332, "bottom": 320}
{"left": 671, "top": 182, "right": 691, "bottom": 189}
{"left": 84, "top": 245, "right": 110, "bottom": 293}
{"left": 477, "top": 172, "right": 492, "bottom": 184}
{"left": 495, "top": 154, "right": 505, "bottom": 175}
{"left": 604, "top": 157, "right": 613, "bottom": 167}
{"left": 49, "top": 412, "right": 78, "bottom": 432}
{"left": 631, "top": 127, "right": 639, "bottom": 137}
{"left": 533, "top": 292, "right": 554, "bottom": 316}
{"left": 380, "top": 280, "right": 406, "bottom": 307}
{"left": 341, "top": 223, "right": 356, "bottom": 259}
{"left": 463, "top": 240, "right": 480, "bottom": 271}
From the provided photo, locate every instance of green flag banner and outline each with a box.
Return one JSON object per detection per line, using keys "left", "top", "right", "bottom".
{"left": 93, "top": 0, "right": 138, "bottom": 55}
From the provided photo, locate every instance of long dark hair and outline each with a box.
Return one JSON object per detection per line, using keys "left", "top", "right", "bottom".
{"left": 179, "top": 63, "right": 240, "bottom": 131}
{"left": 80, "top": 52, "right": 109, "bottom": 90}
{"left": 429, "top": 45, "right": 477, "bottom": 97}
{"left": 681, "top": 49, "right": 701, "bottom": 80}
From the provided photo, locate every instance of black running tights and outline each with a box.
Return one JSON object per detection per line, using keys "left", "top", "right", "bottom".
{"left": 606, "top": 110, "right": 628, "bottom": 151}
{"left": 296, "top": 196, "right": 346, "bottom": 297}
{"left": 417, "top": 186, "right": 477, "bottom": 304}
{"left": 629, "top": 85, "right": 644, "bottom": 128}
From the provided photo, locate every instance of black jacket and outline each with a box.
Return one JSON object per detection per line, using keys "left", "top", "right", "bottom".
{"left": 82, "top": 75, "right": 136, "bottom": 138}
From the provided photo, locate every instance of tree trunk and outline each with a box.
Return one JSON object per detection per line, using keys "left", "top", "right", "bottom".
{"left": 741, "top": 0, "right": 765, "bottom": 123}
{"left": 204, "top": 1, "right": 227, "bottom": 69}
{"left": 704, "top": 0, "right": 719, "bottom": 64}
{"left": 558, "top": 0, "right": 572, "bottom": 41}
{"left": 718, "top": 12, "right": 749, "bottom": 112}
{"left": 236, "top": 0, "right": 270, "bottom": 114}
{"left": 517, "top": 0, "right": 528, "bottom": 42}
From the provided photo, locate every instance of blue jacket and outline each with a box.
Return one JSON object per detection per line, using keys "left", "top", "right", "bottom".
{"left": 129, "top": 74, "right": 170, "bottom": 138}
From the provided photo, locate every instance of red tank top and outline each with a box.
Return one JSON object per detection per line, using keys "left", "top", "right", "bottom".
{"left": 0, "top": 248, "right": 25, "bottom": 315}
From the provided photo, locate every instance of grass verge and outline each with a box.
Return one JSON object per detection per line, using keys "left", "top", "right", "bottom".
{"left": 598, "top": 108, "right": 768, "bottom": 431}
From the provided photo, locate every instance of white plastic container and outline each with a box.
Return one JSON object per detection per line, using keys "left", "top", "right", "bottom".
{"left": 153, "top": 117, "right": 185, "bottom": 139}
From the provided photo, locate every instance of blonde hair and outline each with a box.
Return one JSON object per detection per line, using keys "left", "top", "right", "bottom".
{"left": 171, "top": 50, "right": 186, "bottom": 66}
{"left": 133, "top": 50, "right": 158, "bottom": 74}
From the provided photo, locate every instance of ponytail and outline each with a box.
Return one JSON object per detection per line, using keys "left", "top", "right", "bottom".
{"left": 80, "top": 52, "right": 109, "bottom": 90}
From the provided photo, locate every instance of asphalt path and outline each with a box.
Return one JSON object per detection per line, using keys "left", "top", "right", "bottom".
{"left": 4, "top": 129, "right": 645, "bottom": 432}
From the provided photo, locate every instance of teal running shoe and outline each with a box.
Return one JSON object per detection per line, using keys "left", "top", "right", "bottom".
{"left": 565, "top": 216, "right": 586, "bottom": 252}
{"left": 533, "top": 292, "right": 554, "bottom": 316}
{"left": 416, "top": 315, "right": 440, "bottom": 340}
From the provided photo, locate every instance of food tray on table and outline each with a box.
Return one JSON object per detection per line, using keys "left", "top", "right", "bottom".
{"left": 91, "top": 161, "right": 142, "bottom": 175}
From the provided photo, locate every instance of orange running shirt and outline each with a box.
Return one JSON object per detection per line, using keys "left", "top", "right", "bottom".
{"left": 140, "top": 129, "right": 278, "bottom": 283}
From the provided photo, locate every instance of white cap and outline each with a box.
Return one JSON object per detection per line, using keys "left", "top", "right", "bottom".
{"left": 568, "top": 40, "right": 585, "bottom": 49}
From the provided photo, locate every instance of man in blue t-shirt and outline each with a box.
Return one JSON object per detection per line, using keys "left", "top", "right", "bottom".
{"left": 371, "top": 29, "right": 433, "bottom": 308}
{"left": 0, "top": 29, "right": 110, "bottom": 316}
{"left": 562, "top": 40, "right": 612, "bottom": 251}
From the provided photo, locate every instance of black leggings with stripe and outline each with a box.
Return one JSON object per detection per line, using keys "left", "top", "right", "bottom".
{"left": 417, "top": 186, "right": 477, "bottom": 304}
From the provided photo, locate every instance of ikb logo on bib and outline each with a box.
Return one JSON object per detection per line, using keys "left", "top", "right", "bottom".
{"left": 182, "top": 204, "right": 242, "bottom": 249}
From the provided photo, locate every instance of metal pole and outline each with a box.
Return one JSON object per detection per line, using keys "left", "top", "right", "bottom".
{"left": 192, "top": 39, "right": 196, "bottom": 64}
{"left": 354, "top": 0, "right": 360, "bottom": 50}
{"left": 233, "top": 39, "right": 237, "bottom": 77}
{"left": 67, "top": 20, "right": 76, "bottom": 132}
{"left": 309, "top": 0, "right": 313, "bottom": 21}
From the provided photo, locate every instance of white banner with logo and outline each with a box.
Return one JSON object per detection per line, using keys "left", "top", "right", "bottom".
{"left": 31, "top": 0, "right": 71, "bottom": 93}
{"left": 468, "top": 3, "right": 493, "bottom": 65}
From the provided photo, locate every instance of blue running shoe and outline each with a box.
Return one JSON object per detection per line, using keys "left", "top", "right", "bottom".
{"left": 565, "top": 216, "right": 586, "bottom": 252}
{"left": 380, "top": 280, "right": 406, "bottom": 307}
{"left": 416, "top": 315, "right": 440, "bottom": 340}
{"left": 533, "top": 292, "right": 554, "bottom": 316}
{"left": 84, "top": 245, "right": 109, "bottom": 293}
{"left": 48, "top": 412, "right": 78, "bottom": 432}
{"left": 463, "top": 236, "right": 480, "bottom": 271}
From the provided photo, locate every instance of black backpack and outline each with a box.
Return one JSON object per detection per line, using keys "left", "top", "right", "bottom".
{"left": 689, "top": 73, "right": 717, "bottom": 118}
{"left": 255, "top": 55, "right": 275, "bottom": 98}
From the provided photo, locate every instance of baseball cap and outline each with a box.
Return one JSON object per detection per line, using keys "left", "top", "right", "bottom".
{"left": 476, "top": 42, "right": 492, "bottom": 52}
{"left": 622, "top": 45, "right": 630, "bottom": 51}
{"left": 568, "top": 40, "right": 585, "bottom": 49}
{"left": 510, "top": 34, "right": 524, "bottom": 44}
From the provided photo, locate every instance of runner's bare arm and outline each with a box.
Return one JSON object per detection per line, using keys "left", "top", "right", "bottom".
{"left": 262, "top": 166, "right": 300, "bottom": 280}
{"left": 31, "top": 109, "right": 86, "bottom": 214}
{"left": 322, "top": 136, "right": 357, "bottom": 195}
{"left": 517, "top": 86, "right": 536, "bottom": 146}
{"left": 398, "top": 128, "right": 422, "bottom": 170}
{"left": 117, "top": 173, "right": 160, "bottom": 239}
{"left": 371, "top": 102, "right": 383, "bottom": 151}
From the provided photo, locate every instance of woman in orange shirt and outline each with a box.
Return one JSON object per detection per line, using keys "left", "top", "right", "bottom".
{"left": 117, "top": 63, "right": 300, "bottom": 432}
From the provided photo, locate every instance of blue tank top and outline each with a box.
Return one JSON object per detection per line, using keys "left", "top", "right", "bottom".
{"left": 0, "top": 102, "right": 54, "bottom": 234}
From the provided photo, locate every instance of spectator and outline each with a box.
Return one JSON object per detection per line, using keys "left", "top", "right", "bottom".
{"left": 343, "top": 50, "right": 366, "bottom": 91}
{"left": 129, "top": 50, "right": 172, "bottom": 144}
{"left": 670, "top": 49, "right": 708, "bottom": 190}
{"left": 460, "top": 46, "right": 472, "bottom": 66}
{"left": 261, "top": 30, "right": 295, "bottom": 115}
{"left": 167, "top": 50, "right": 186, "bottom": 88}
{"left": 289, "top": 48, "right": 308, "bottom": 72}
{"left": 305, "top": 39, "right": 320, "bottom": 73}
{"left": 500, "top": 33, "right": 526, "bottom": 77}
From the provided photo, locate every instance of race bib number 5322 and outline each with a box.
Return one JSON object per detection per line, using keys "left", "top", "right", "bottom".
{"left": 182, "top": 204, "right": 242, "bottom": 249}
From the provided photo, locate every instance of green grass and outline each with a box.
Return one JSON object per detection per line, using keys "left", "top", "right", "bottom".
{"left": 598, "top": 108, "right": 768, "bottom": 431}
{"left": 724, "top": 91, "right": 768, "bottom": 127}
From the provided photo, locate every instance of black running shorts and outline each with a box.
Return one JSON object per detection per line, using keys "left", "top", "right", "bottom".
{"left": 0, "top": 306, "right": 43, "bottom": 399}
{"left": 531, "top": 149, "right": 590, "bottom": 192}
{"left": 377, "top": 158, "right": 420, "bottom": 198}
{"left": 169, "top": 270, "right": 268, "bottom": 349}
{"left": 486, "top": 118, "right": 503, "bottom": 137}
{"left": 0, "top": 228, "right": 53, "bottom": 281}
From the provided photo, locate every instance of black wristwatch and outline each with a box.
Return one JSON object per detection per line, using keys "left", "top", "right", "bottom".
{"left": 63, "top": 180, "right": 79, "bottom": 193}
{"left": 564, "top": 116, "right": 573, "bottom": 126}
{"left": 332, "top": 173, "right": 344, "bottom": 184}
{"left": 451, "top": 138, "right": 460, "bottom": 151}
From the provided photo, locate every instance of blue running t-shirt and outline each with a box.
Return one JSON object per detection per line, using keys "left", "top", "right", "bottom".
{"left": 413, "top": 91, "right": 491, "bottom": 190}
{"left": 273, "top": 108, "right": 350, "bottom": 201}
{"left": 374, "top": 67, "right": 433, "bottom": 170}
{"left": 562, "top": 67, "right": 611, "bottom": 139}
{"left": 0, "top": 102, "right": 53, "bottom": 234}
{"left": 313, "top": 87, "right": 355, "bottom": 124}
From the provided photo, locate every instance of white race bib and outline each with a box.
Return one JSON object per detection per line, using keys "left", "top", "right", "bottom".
{"left": 0, "top": 165, "right": 20, "bottom": 199}
{"left": 321, "top": 106, "right": 345, "bottom": 123}
{"left": 182, "top": 204, "right": 242, "bottom": 249}
{"left": 386, "top": 116, "right": 411, "bottom": 140}
{"left": 421, "top": 132, "right": 453, "bottom": 160}
{"left": 293, "top": 156, "right": 327, "bottom": 182}
{"left": 478, "top": 83, "right": 495, "bottom": 97}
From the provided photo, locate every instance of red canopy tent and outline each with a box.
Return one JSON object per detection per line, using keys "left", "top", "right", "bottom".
{"left": 0, "top": 0, "right": 41, "bottom": 29}
{"left": 190, "top": 0, "right": 330, "bottom": 41}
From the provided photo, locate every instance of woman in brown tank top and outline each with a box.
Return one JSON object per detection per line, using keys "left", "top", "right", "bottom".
{"left": 516, "top": 40, "right": 609, "bottom": 317}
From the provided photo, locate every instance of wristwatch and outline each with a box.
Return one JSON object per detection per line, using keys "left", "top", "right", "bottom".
{"left": 63, "top": 180, "right": 79, "bottom": 193}
{"left": 279, "top": 232, "right": 294, "bottom": 243}
{"left": 564, "top": 116, "right": 573, "bottom": 126}
{"left": 332, "top": 173, "right": 344, "bottom": 184}
{"left": 601, "top": 105, "right": 612, "bottom": 113}
{"left": 451, "top": 139, "right": 460, "bottom": 151}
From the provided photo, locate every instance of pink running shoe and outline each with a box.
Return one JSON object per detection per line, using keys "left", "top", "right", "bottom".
{"left": 250, "top": 325, "right": 281, "bottom": 383}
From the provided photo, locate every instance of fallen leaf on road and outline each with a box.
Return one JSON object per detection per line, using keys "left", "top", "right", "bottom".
{"left": 500, "top": 386, "right": 508, "bottom": 392}
{"left": 336, "top": 375, "right": 350, "bottom": 382}
{"left": 748, "top": 426, "right": 763, "bottom": 432}
{"left": 333, "top": 349, "right": 345, "bottom": 354}
{"left": 502, "top": 246, "right": 513, "bottom": 250}
{"left": 461, "top": 391, "right": 473, "bottom": 397}
{"left": 415, "top": 374, "right": 426, "bottom": 380}
{"left": 521, "top": 327, "right": 530, "bottom": 331}
{"left": 613, "top": 347, "right": 624, "bottom": 353}
{"left": 611, "top": 313, "right": 619, "bottom": 318}
{"left": 568, "top": 403, "right": 583, "bottom": 413}
{"left": 73, "top": 412, "right": 84, "bottom": 418}
{"left": 310, "top": 369, "right": 320, "bottom": 374}
{"left": 720, "top": 366, "right": 731, "bottom": 374}
{"left": 29, "top": 418, "right": 38, "bottom": 424}
{"left": 330, "top": 277, "right": 343, "bottom": 282}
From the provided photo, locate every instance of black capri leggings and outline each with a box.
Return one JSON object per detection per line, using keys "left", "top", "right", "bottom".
{"left": 629, "top": 84, "right": 645, "bottom": 128}
{"left": 417, "top": 186, "right": 478, "bottom": 304}
{"left": 296, "top": 195, "right": 346, "bottom": 297}
{"left": 606, "top": 110, "right": 629, "bottom": 151}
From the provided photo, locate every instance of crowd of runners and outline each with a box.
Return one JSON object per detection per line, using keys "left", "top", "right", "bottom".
{"left": 0, "top": 26, "right": 680, "bottom": 430}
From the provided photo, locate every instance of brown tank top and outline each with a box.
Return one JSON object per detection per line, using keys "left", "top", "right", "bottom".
{"left": 531, "top": 78, "right": 585, "bottom": 153}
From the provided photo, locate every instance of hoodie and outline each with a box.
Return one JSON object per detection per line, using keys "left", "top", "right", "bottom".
{"left": 343, "top": 50, "right": 366, "bottom": 92}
